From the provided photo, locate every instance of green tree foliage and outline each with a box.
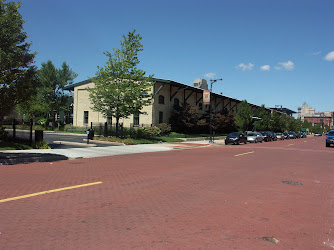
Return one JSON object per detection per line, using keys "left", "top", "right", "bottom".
{"left": 88, "top": 30, "right": 153, "bottom": 135}
{"left": 287, "top": 117, "right": 298, "bottom": 131}
{"left": 40, "top": 61, "right": 77, "bottom": 118}
{"left": 17, "top": 60, "right": 77, "bottom": 122}
{"left": 235, "top": 100, "right": 253, "bottom": 132}
{"left": 271, "top": 112, "right": 287, "bottom": 132}
{"left": 0, "top": 0, "right": 38, "bottom": 117}
{"left": 170, "top": 103, "right": 201, "bottom": 133}
{"left": 253, "top": 105, "right": 271, "bottom": 131}
{"left": 212, "top": 111, "right": 237, "bottom": 134}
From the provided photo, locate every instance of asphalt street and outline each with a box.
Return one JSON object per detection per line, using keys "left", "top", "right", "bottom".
{"left": 0, "top": 136, "right": 333, "bottom": 249}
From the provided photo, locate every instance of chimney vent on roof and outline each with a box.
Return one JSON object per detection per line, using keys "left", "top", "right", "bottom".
{"left": 193, "top": 78, "right": 208, "bottom": 90}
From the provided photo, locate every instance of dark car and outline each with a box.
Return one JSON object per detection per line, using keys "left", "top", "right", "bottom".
{"left": 326, "top": 130, "right": 334, "bottom": 147}
{"left": 283, "top": 132, "right": 290, "bottom": 139}
{"left": 225, "top": 132, "right": 247, "bottom": 145}
{"left": 300, "top": 132, "right": 307, "bottom": 138}
{"left": 259, "top": 131, "right": 270, "bottom": 141}
{"left": 294, "top": 131, "right": 301, "bottom": 138}
{"left": 288, "top": 131, "right": 296, "bottom": 139}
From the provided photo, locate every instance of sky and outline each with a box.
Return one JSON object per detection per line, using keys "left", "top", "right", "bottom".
{"left": 18, "top": 0, "right": 334, "bottom": 113}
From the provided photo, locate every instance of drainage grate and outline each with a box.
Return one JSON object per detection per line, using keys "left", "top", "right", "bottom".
{"left": 262, "top": 237, "right": 279, "bottom": 243}
{"left": 282, "top": 181, "right": 303, "bottom": 185}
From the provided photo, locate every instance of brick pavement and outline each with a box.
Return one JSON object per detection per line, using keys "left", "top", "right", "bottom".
{"left": 0, "top": 136, "right": 333, "bottom": 249}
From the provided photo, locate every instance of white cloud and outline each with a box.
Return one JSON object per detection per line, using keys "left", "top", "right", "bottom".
{"left": 204, "top": 72, "right": 216, "bottom": 78}
{"left": 276, "top": 60, "right": 295, "bottom": 71}
{"left": 236, "top": 63, "right": 254, "bottom": 71}
{"left": 325, "top": 51, "right": 334, "bottom": 61}
{"left": 260, "top": 65, "right": 270, "bottom": 71}
{"left": 311, "top": 51, "right": 321, "bottom": 56}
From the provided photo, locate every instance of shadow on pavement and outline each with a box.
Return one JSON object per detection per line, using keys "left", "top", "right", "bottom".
{"left": 0, "top": 152, "right": 68, "bottom": 165}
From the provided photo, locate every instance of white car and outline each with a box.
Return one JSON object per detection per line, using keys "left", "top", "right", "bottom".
{"left": 247, "top": 132, "right": 264, "bottom": 143}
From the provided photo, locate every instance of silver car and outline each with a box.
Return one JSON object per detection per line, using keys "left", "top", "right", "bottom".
{"left": 247, "top": 132, "right": 264, "bottom": 143}
{"left": 276, "top": 133, "right": 285, "bottom": 140}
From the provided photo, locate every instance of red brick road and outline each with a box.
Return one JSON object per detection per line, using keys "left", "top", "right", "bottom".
{"left": 0, "top": 136, "right": 334, "bottom": 249}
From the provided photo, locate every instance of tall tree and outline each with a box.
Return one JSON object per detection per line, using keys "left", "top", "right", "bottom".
{"left": 17, "top": 60, "right": 77, "bottom": 123}
{"left": 271, "top": 111, "right": 286, "bottom": 132}
{"left": 253, "top": 105, "right": 271, "bottom": 131}
{"left": 0, "top": 0, "right": 38, "bottom": 117}
{"left": 88, "top": 30, "right": 153, "bottom": 135}
{"left": 235, "top": 100, "right": 253, "bottom": 132}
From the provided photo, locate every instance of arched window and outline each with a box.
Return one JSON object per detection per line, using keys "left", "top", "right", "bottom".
{"left": 158, "top": 95, "right": 165, "bottom": 104}
{"left": 174, "top": 98, "right": 179, "bottom": 107}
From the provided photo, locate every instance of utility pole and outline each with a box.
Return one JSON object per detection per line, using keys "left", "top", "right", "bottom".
{"left": 209, "top": 78, "right": 223, "bottom": 143}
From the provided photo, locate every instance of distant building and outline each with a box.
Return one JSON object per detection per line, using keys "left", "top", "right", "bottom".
{"left": 298, "top": 103, "right": 315, "bottom": 121}
{"left": 304, "top": 112, "right": 334, "bottom": 129}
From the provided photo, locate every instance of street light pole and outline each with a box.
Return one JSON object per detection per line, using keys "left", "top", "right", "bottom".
{"left": 209, "top": 78, "right": 223, "bottom": 143}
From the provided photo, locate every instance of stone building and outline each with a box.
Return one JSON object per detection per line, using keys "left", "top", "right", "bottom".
{"left": 298, "top": 103, "right": 315, "bottom": 121}
{"left": 64, "top": 78, "right": 271, "bottom": 127}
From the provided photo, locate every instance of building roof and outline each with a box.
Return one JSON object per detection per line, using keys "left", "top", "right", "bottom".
{"left": 270, "top": 107, "right": 297, "bottom": 115}
{"left": 64, "top": 78, "right": 273, "bottom": 111}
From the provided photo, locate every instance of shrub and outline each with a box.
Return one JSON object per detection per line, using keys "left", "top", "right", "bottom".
{"left": 38, "top": 118, "right": 49, "bottom": 126}
{"left": 0, "top": 127, "right": 8, "bottom": 140}
{"left": 34, "top": 125, "right": 46, "bottom": 131}
{"left": 64, "top": 125, "right": 87, "bottom": 133}
{"left": 33, "top": 141, "right": 50, "bottom": 149}
{"left": 137, "top": 126, "right": 161, "bottom": 139}
{"left": 157, "top": 123, "right": 171, "bottom": 135}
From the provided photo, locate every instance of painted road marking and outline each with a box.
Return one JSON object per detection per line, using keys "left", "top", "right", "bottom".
{"left": 0, "top": 181, "right": 103, "bottom": 204}
{"left": 235, "top": 151, "right": 254, "bottom": 157}
{"left": 288, "top": 144, "right": 294, "bottom": 146}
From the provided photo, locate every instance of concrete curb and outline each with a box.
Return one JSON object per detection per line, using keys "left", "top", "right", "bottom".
{"left": 53, "top": 141, "right": 97, "bottom": 147}
{"left": 83, "top": 139, "right": 125, "bottom": 146}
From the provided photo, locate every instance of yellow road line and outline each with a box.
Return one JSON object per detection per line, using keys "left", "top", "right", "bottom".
{"left": 288, "top": 144, "right": 294, "bottom": 146}
{"left": 235, "top": 151, "right": 254, "bottom": 157}
{"left": 0, "top": 181, "right": 103, "bottom": 204}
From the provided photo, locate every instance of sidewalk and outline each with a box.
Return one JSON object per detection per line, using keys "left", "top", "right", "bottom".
{"left": 0, "top": 139, "right": 226, "bottom": 165}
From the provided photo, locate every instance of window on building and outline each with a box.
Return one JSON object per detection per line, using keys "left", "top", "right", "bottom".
{"left": 199, "top": 103, "right": 203, "bottom": 110}
{"left": 159, "top": 111, "right": 163, "bottom": 124}
{"left": 84, "top": 111, "right": 89, "bottom": 124}
{"left": 107, "top": 115, "right": 112, "bottom": 124}
{"left": 174, "top": 98, "right": 180, "bottom": 107}
{"left": 133, "top": 112, "right": 139, "bottom": 126}
{"left": 159, "top": 95, "right": 165, "bottom": 104}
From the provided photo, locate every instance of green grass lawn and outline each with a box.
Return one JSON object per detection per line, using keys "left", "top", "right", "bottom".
{"left": 168, "top": 132, "right": 227, "bottom": 138}
{"left": 94, "top": 136, "right": 184, "bottom": 145}
{"left": 0, "top": 140, "right": 33, "bottom": 150}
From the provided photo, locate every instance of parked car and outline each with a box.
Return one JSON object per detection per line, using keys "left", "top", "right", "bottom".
{"left": 314, "top": 132, "right": 322, "bottom": 136}
{"left": 247, "top": 132, "right": 264, "bottom": 143}
{"left": 294, "top": 131, "right": 301, "bottom": 138}
{"left": 288, "top": 132, "right": 296, "bottom": 139}
{"left": 283, "top": 132, "right": 290, "bottom": 140}
{"left": 326, "top": 130, "right": 334, "bottom": 147}
{"left": 259, "top": 131, "right": 270, "bottom": 142}
{"left": 300, "top": 132, "right": 307, "bottom": 138}
{"left": 225, "top": 132, "right": 247, "bottom": 145}
{"left": 271, "top": 132, "right": 277, "bottom": 141}
{"left": 276, "top": 133, "right": 285, "bottom": 140}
